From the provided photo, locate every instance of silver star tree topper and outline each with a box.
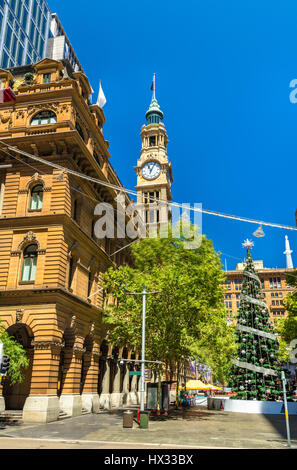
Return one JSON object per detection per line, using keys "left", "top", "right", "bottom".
{"left": 242, "top": 239, "right": 254, "bottom": 249}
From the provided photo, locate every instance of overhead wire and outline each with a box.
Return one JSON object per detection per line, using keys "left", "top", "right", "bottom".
{"left": 4, "top": 150, "right": 137, "bottom": 261}
{"left": 1, "top": 139, "right": 297, "bottom": 232}
{"left": 5, "top": 145, "right": 297, "bottom": 276}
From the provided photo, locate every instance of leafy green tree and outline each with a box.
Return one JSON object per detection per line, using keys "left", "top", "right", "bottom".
{"left": 102, "top": 222, "right": 235, "bottom": 406}
{"left": 0, "top": 321, "right": 29, "bottom": 385}
{"left": 278, "top": 271, "right": 297, "bottom": 343}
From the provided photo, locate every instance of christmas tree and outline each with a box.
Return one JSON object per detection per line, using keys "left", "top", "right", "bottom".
{"left": 229, "top": 239, "right": 286, "bottom": 401}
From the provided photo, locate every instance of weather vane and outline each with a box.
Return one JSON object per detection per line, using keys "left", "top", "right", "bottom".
{"left": 242, "top": 239, "right": 254, "bottom": 249}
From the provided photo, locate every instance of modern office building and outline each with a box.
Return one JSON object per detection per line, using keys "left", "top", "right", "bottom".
{"left": 0, "top": 0, "right": 51, "bottom": 69}
{"left": 0, "top": 2, "right": 83, "bottom": 73}
{"left": 46, "top": 13, "right": 83, "bottom": 73}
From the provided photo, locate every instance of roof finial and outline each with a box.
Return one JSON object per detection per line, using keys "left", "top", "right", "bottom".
{"left": 284, "top": 235, "right": 294, "bottom": 269}
{"left": 151, "top": 73, "right": 156, "bottom": 100}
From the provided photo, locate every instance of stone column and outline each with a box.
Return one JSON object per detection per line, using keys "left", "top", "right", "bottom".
{"left": 81, "top": 352, "right": 100, "bottom": 413}
{"left": 110, "top": 360, "right": 122, "bottom": 408}
{"left": 99, "top": 358, "right": 111, "bottom": 409}
{"left": 59, "top": 346, "right": 84, "bottom": 417}
{"left": 23, "top": 341, "right": 61, "bottom": 423}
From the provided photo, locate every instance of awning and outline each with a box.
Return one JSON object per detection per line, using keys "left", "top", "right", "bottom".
{"left": 203, "top": 384, "right": 222, "bottom": 391}
{"left": 179, "top": 380, "right": 210, "bottom": 390}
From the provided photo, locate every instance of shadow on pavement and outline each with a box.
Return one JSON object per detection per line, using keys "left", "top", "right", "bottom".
{"left": 263, "top": 413, "right": 297, "bottom": 441}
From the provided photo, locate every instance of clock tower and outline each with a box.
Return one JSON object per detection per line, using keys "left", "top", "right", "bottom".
{"left": 135, "top": 76, "right": 173, "bottom": 230}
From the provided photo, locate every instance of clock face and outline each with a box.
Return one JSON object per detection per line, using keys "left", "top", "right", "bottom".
{"left": 142, "top": 161, "right": 161, "bottom": 180}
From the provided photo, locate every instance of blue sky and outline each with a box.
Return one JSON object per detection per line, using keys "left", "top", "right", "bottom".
{"left": 49, "top": 0, "right": 297, "bottom": 270}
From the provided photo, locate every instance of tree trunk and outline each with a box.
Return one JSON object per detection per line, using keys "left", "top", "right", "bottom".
{"left": 157, "top": 365, "right": 161, "bottom": 415}
{"left": 175, "top": 361, "right": 180, "bottom": 409}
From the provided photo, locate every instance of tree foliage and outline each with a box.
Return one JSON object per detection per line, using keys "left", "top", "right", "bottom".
{"left": 102, "top": 223, "right": 235, "bottom": 383}
{"left": 0, "top": 321, "right": 29, "bottom": 385}
{"left": 277, "top": 271, "right": 297, "bottom": 344}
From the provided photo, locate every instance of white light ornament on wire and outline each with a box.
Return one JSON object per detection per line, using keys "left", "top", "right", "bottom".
{"left": 253, "top": 224, "right": 265, "bottom": 238}
{"left": 242, "top": 239, "right": 254, "bottom": 250}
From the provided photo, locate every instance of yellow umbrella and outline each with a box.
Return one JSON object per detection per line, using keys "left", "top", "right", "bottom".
{"left": 179, "top": 380, "right": 209, "bottom": 390}
{"left": 203, "top": 384, "right": 222, "bottom": 391}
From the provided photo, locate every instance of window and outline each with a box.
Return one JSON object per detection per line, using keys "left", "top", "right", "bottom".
{"left": 43, "top": 73, "right": 51, "bottom": 83}
{"left": 225, "top": 280, "right": 231, "bottom": 290}
{"left": 235, "top": 278, "right": 242, "bottom": 290}
{"left": 31, "top": 110, "right": 57, "bottom": 126}
{"left": 30, "top": 185, "right": 43, "bottom": 210}
{"left": 73, "top": 199, "right": 79, "bottom": 222}
{"left": 21, "top": 244, "right": 38, "bottom": 282}
{"left": 88, "top": 272, "right": 92, "bottom": 297}
{"left": 269, "top": 277, "right": 282, "bottom": 289}
{"left": 68, "top": 257, "right": 74, "bottom": 289}
{"left": 149, "top": 136, "right": 156, "bottom": 147}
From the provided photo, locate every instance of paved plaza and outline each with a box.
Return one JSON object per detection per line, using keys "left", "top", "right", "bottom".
{"left": 0, "top": 407, "right": 295, "bottom": 449}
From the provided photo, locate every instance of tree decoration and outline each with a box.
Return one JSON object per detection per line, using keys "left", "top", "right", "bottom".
{"left": 228, "top": 243, "right": 286, "bottom": 401}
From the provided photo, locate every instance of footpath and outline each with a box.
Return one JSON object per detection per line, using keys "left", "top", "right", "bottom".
{"left": 0, "top": 406, "right": 295, "bottom": 449}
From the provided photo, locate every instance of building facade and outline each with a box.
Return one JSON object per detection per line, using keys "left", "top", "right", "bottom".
{"left": 224, "top": 260, "right": 294, "bottom": 326}
{"left": 0, "top": 0, "right": 51, "bottom": 69}
{"left": 0, "top": 58, "right": 144, "bottom": 422}
{"left": 0, "top": 1, "right": 83, "bottom": 74}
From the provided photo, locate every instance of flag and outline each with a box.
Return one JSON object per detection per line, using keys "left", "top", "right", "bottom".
{"left": 0, "top": 88, "right": 16, "bottom": 104}
{"left": 151, "top": 74, "right": 155, "bottom": 92}
{"left": 97, "top": 81, "right": 106, "bottom": 109}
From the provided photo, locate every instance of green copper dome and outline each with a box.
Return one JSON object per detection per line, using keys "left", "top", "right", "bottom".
{"left": 145, "top": 97, "right": 163, "bottom": 124}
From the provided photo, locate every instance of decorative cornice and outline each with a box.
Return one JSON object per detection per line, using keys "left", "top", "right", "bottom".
{"left": 11, "top": 250, "right": 21, "bottom": 257}
{"left": 31, "top": 340, "right": 65, "bottom": 350}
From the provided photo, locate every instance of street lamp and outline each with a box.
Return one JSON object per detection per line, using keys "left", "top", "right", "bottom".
{"left": 123, "top": 285, "right": 160, "bottom": 412}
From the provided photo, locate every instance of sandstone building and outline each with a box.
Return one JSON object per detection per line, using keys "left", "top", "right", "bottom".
{"left": 0, "top": 58, "right": 143, "bottom": 422}
{"left": 224, "top": 260, "right": 295, "bottom": 326}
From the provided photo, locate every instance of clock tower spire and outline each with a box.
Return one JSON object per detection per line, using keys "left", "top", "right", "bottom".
{"left": 135, "top": 75, "right": 173, "bottom": 231}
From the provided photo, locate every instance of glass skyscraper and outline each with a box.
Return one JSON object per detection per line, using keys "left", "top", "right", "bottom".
{"left": 0, "top": 0, "right": 51, "bottom": 69}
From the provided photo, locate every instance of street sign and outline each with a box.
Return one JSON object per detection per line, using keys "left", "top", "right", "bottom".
{"left": 129, "top": 371, "right": 141, "bottom": 376}
{"left": 144, "top": 369, "right": 151, "bottom": 382}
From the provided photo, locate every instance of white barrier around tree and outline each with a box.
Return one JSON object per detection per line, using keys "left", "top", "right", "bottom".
{"left": 208, "top": 397, "right": 297, "bottom": 415}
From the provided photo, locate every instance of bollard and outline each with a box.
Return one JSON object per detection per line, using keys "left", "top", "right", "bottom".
{"left": 123, "top": 410, "right": 134, "bottom": 428}
{"left": 139, "top": 410, "right": 149, "bottom": 429}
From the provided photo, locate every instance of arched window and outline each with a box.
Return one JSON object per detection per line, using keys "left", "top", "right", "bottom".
{"left": 21, "top": 244, "right": 38, "bottom": 282}
{"left": 30, "top": 185, "right": 43, "bottom": 210}
{"left": 31, "top": 110, "right": 57, "bottom": 126}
